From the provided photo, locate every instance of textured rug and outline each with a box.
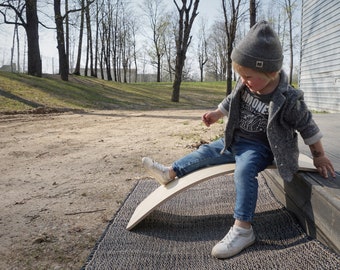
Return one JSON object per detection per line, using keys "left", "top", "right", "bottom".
{"left": 82, "top": 175, "right": 339, "bottom": 270}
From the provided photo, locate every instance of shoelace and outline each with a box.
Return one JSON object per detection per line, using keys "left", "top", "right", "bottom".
{"left": 220, "top": 227, "right": 238, "bottom": 246}
{"left": 152, "top": 160, "right": 166, "bottom": 173}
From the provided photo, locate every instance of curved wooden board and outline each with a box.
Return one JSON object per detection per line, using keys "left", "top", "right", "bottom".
{"left": 296, "top": 153, "right": 318, "bottom": 172}
{"left": 126, "top": 154, "right": 316, "bottom": 230}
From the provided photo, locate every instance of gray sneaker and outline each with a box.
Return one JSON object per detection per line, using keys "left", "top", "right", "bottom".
{"left": 211, "top": 225, "right": 256, "bottom": 259}
{"left": 142, "top": 157, "right": 172, "bottom": 185}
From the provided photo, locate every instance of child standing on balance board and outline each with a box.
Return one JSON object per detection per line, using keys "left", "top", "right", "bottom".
{"left": 142, "top": 21, "right": 335, "bottom": 259}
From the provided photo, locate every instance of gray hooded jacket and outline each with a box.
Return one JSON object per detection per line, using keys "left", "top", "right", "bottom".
{"left": 218, "top": 71, "right": 322, "bottom": 182}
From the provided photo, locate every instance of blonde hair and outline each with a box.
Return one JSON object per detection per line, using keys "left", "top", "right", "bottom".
{"left": 232, "top": 61, "right": 279, "bottom": 81}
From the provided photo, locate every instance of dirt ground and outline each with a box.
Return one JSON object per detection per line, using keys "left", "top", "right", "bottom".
{"left": 0, "top": 109, "right": 223, "bottom": 270}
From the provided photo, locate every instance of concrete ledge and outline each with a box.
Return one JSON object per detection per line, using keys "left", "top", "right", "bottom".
{"left": 262, "top": 169, "right": 340, "bottom": 254}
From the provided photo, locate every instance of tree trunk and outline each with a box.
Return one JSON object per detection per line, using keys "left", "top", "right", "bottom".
{"left": 85, "top": 0, "right": 95, "bottom": 77}
{"left": 172, "top": 57, "right": 184, "bottom": 102}
{"left": 222, "top": 0, "right": 242, "bottom": 95}
{"left": 288, "top": 18, "right": 293, "bottom": 85}
{"left": 54, "top": 0, "right": 68, "bottom": 81}
{"left": 73, "top": 0, "right": 85, "bottom": 75}
{"left": 93, "top": 0, "right": 100, "bottom": 78}
{"left": 112, "top": 2, "right": 119, "bottom": 82}
{"left": 26, "top": 0, "right": 42, "bottom": 77}
{"left": 133, "top": 35, "right": 138, "bottom": 83}
{"left": 172, "top": 0, "right": 200, "bottom": 102}
{"left": 105, "top": 26, "right": 112, "bottom": 81}
{"left": 226, "top": 52, "right": 232, "bottom": 95}
{"left": 84, "top": 35, "right": 89, "bottom": 76}
{"left": 249, "top": 0, "right": 256, "bottom": 27}
{"left": 100, "top": 41, "right": 105, "bottom": 80}
{"left": 157, "top": 54, "right": 161, "bottom": 82}
{"left": 16, "top": 22, "right": 20, "bottom": 72}
{"left": 197, "top": 22, "right": 208, "bottom": 82}
{"left": 286, "top": 0, "right": 293, "bottom": 85}
{"left": 65, "top": 0, "right": 70, "bottom": 72}
{"left": 10, "top": 18, "right": 17, "bottom": 72}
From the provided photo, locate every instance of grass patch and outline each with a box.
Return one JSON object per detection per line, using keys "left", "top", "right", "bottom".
{"left": 0, "top": 71, "right": 229, "bottom": 113}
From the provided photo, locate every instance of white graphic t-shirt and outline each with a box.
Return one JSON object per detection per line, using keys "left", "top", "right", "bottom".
{"left": 236, "top": 87, "right": 272, "bottom": 145}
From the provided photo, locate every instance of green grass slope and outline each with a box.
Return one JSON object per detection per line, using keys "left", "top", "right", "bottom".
{"left": 0, "top": 72, "right": 228, "bottom": 113}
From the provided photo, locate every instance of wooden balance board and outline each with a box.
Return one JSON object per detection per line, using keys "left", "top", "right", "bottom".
{"left": 126, "top": 153, "right": 317, "bottom": 230}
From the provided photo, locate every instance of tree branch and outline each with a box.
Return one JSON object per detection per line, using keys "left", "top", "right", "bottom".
{"left": 0, "top": 2, "right": 26, "bottom": 27}
{"left": 62, "top": 0, "right": 95, "bottom": 20}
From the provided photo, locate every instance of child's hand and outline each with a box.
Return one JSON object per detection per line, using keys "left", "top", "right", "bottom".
{"left": 202, "top": 112, "right": 213, "bottom": 127}
{"left": 313, "top": 156, "right": 336, "bottom": 179}
{"left": 309, "top": 141, "right": 336, "bottom": 179}
{"left": 202, "top": 110, "right": 223, "bottom": 127}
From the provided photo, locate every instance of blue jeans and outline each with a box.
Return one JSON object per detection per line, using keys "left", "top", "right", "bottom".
{"left": 172, "top": 137, "right": 274, "bottom": 222}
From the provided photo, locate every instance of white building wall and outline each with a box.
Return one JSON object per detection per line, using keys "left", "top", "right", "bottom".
{"left": 300, "top": 0, "right": 340, "bottom": 112}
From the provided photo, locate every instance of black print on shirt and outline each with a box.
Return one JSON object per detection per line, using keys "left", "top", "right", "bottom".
{"left": 239, "top": 89, "right": 269, "bottom": 134}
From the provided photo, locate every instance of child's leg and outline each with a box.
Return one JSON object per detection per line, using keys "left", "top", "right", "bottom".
{"left": 232, "top": 139, "right": 273, "bottom": 223}
{"left": 212, "top": 137, "right": 273, "bottom": 259}
{"left": 143, "top": 138, "right": 235, "bottom": 185}
{"left": 144, "top": 136, "right": 272, "bottom": 187}
{"left": 172, "top": 138, "right": 235, "bottom": 178}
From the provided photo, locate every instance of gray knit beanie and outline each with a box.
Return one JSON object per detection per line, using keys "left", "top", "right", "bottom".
{"left": 231, "top": 20, "right": 283, "bottom": 72}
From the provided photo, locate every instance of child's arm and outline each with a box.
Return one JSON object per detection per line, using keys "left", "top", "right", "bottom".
{"left": 309, "top": 140, "right": 336, "bottom": 178}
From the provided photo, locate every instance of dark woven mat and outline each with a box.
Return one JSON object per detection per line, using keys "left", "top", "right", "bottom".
{"left": 82, "top": 175, "right": 339, "bottom": 269}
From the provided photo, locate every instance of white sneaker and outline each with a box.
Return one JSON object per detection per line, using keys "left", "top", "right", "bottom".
{"left": 211, "top": 225, "right": 256, "bottom": 259}
{"left": 142, "top": 157, "right": 173, "bottom": 185}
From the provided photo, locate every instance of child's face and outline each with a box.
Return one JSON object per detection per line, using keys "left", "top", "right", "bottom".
{"left": 238, "top": 67, "right": 275, "bottom": 94}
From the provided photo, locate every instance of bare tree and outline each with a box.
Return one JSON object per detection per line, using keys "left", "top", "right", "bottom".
{"left": 283, "top": 0, "right": 296, "bottom": 85}
{"left": 54, "top": 0, "right": 68, "bottom": 80}
{"left": 162, "top": 13, "right": 176, "bottom": 81}
{"left": 269, "top": 0, "right": 300, "bottom": 84}
{"left": 172, "top": 0, "right": 200, "bottom": 102}
{"left": 0, "top": 0, "right": 42, "bottom": 77}
{"left": 93, "top": 0, "right": 101, "bottom": 78}
{"left": 65, "top": 0, "right": 69, "bottom": 73}
{"left": 84, "top": 0, "right": 95, "bottom": 77}
{"left": 129, "top": 16, "right": 139, "bottom": 82}
{"left": 142, "top": 0, "right": 169, "bottom": 82}
{"left": 100, "top": 0, "right": 113, "bottom": 80}
{"left": 111, "top": 0, "right": 121, "bottom": 82}
{"left": 120, "top": 4, "right": 129, "bottom": 83}
{"left": 10, "top": 13, "right": 20, "bottom": 72}
{"left": 73, "top": 0, "right": 85, "bottom": 75}
{"left": 222, "top": 0, "right": 245, "bottom": 95}
{"left": 206, "top": 20, "right": 227, "bottom": 81}
{"left": 54, "top": 0, "right": 93, "bottom": 81}
{"left": 94, "top": 0, "right": 138, "bottom": 82}
{"left": 197, "top": 18, "right": 208, "bottom": 82}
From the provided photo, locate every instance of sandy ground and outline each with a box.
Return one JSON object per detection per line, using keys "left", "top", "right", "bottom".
{"left": 0, "top": 109, "right": 223, "bottom": 270}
